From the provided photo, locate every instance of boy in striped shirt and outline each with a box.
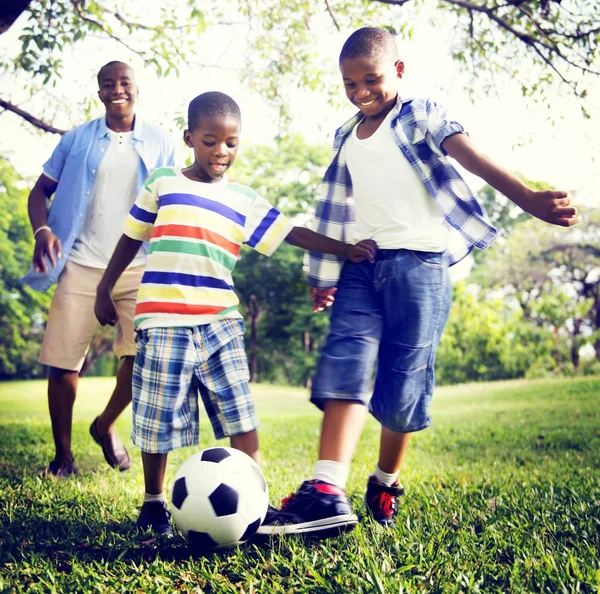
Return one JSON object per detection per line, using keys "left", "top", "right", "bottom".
{"left": 94, "top": 91, "right": 376, "bottom": 536}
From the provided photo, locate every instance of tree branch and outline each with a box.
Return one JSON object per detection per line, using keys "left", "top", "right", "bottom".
{"left": 0, "top": 98, "right": 66, "bottom": 135}
{"left": 69, "top": 0, "right": 148, "bottom": 62}
{"left": 323, "top": 0, "right": 341, "bottom": 31}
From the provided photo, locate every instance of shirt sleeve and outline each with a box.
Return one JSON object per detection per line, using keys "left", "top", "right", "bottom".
{"left": 426, "top": 100, "right": 465, "bottom": 155}
{"left": 42, "top": 129, "right": 77, "bottom": 182}
{"left": 244, "top": 195, "right": 294, "bottom": 257}
{"left": 123, "top": 169, "right": 161, "bottom": 241}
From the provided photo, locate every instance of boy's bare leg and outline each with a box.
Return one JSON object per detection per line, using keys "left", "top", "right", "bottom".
{"left": 48, "top": 367, "right": 78, "bottom": 464}
{"left": 230, "top": 429, "right": 261, "bottom": 464}
{"left": 94, "top": 356, "right": 134, "bottom": 435}
{"left": 378, "top": 426, "right": 411, "bottom": 474}
{"left": 141, "top": 452, "right": 168, "bottom": 494}
{"left": 318, "top": 400, "right": 369, "bottom": 464}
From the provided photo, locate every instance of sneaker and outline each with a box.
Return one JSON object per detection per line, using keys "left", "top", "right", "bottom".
{"left": 364, "top": 475, "right": 404, "bottom": 527}
{"left": 136, "top": 501, "right": 173, "bottom": 536}
{"left": 45, "top": 459, "right": 79, "bottom": 479}
{"left": 256, "top": 480, "right": 358, "bottom": 536}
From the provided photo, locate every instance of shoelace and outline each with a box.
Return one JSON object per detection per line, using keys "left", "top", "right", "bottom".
{"left": 372, "top": 491, "right": 397, "bottom": 517}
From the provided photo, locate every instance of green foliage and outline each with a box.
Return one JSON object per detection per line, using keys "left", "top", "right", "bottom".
{"left": 436, "top": 282, "right": 568, "bottom": 385}
{"left": 2, "top": 1, "right": 598, "bottom": 132}
{"left": 0, "top": 377, "right": 599, "bottom": 591}
{"left": 231, "top": 136, "right": 331, "bottom": 384}
{"left": 0, "top": 158, "right": 50, "bottom": 378}
{"left": 473, "top": 207, "right": 600, "bottom": 370}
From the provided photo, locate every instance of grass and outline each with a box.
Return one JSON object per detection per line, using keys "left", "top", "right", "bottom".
{"left": 0, "top": 376, "right": 599, "bottom": 593}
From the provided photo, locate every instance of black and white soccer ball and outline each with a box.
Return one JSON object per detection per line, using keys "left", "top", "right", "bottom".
{"left": 170, "top": 447, "right": 269, "bottom": 550}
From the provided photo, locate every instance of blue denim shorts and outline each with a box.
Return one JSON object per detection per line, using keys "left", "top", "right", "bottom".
{"left": 311, "top": 249, "right": 452, "bottom": 433}
{"left": 132, "top": 319, "right": 257, "bottom": 453}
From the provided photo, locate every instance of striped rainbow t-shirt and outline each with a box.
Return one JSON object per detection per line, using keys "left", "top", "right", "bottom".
{"left": 123, "top": 167, "right": 294, "bottom": 330}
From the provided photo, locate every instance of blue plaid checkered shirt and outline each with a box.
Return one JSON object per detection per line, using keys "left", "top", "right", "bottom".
{"left": 305, "top": 96, "right": 499, "bottom": 288}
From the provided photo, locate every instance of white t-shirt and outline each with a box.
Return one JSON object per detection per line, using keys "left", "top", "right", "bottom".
{"left": 346, "top": 110, "right": 449, "bottom": 252}
{"left": 69, "top": 130, "right": 145, "bottom": 268}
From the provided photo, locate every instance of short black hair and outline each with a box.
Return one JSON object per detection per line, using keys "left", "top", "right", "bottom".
{"left": 339, "top": 27, "right": 399, "bottom": 64}
{"left": 97, "top": 61, "right": 134, "bottom": 84}
{"left": 188, "top": 92, "right": 241, "bottom": 131}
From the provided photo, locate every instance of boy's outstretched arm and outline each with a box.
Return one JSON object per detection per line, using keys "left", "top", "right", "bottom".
{"left": 95, "top": 234, "right": 142, "bottom": 326}
{"left": 442, "top": 134, "right": 579, "bottom": 227}
{"left": 285, "top": 226, "right": 377, "bottom": 263}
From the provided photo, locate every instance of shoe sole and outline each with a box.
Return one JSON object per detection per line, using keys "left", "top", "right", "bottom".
{"left": 255, "top": 513, "right": 359, "bottom": 536}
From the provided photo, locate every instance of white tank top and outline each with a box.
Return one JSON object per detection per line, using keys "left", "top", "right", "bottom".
{"left": 346, "top": 110, "right": 449, "bottom": 252}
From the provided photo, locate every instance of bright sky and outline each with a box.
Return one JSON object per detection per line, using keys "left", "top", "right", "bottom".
{"left": 0, "top": 6, "right": 598, "bottom": 211}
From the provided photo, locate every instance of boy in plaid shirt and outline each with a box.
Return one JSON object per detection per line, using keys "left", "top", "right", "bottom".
{"left": 94, "top": 91, "right": 376, "bottom": 535}
{"left": 258, "top": 27, "right": 579, "bottom": 536}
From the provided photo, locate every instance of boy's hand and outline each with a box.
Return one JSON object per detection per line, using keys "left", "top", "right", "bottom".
{"left": 310, "top": 287, "right": 336, "bottom": 312}
{"left": 94, "top": 286, "right": 119, "bottom": 327}
{"left": 33, "top": 229, "right": 62, "bottom": 273}
{"left": 518, "top": 189, "right": 579, "bottom": 227}
{"left": 345, "top": 239, "right": 377, "bottom": 263}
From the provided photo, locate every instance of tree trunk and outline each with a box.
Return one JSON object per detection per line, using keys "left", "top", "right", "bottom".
{"left": 247, "top": 295, "right": 261, "bottom": 383}
{"left": 303, "top": 330, "right": 312, "bottom": 389}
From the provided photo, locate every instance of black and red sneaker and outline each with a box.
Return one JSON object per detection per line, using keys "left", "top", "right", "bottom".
{"left": 364, "top": 475, "right": 404, "bottom": 527}
{"left": 256, "top": 479, "right": 358, "bottom": 536}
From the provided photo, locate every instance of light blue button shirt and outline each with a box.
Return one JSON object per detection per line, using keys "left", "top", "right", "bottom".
{"left": 21, "top": 116, "right": 176, "bottom": 292}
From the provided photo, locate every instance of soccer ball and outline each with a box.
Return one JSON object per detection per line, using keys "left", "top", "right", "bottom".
{"left": 170, "top": 447, "right": 269, "bottom": 550}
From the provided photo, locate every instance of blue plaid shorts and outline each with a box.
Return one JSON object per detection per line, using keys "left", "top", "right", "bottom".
{"left": 131, "top": 318, "right": 257, "bottom": 453}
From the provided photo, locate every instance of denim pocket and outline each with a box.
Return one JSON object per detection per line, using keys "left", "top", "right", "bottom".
{"left": 410, "top": 250, "right": 444, "bottom": 268}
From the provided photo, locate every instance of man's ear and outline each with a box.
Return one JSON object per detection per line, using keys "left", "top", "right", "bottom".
{"left": 183, "top": 129, "right": 193, "bottom": 148}
{"left": 395, "top": 60, "right": 405, "bottom": 78}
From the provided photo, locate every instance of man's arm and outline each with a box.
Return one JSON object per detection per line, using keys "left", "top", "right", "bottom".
{"left": 95, "top": 234, "right": 143, "bottom": 326}
{"left": 285, "top": 226, "right": 377, "bottom": 263}
{"left": 28, "top": 174, "right": 61, "bottom": 273}
{"left": 442, "top": 134, "right": 579, "bottom": 227}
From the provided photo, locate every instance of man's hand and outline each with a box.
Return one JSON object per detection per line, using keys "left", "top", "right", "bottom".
{"left": 33, "top": 229, "right": 62, "bottom": 273}
{"left": 310, "top": 287, "right": 337, "bottom": 312}
{"left": 518, "top": 189, "right": 579, "bottom": 227}
{"left": 345, "top": 239, "right": 377, "bottom": 263}
{"left": 95, "top": 286, "right": 119, "bottom": 326}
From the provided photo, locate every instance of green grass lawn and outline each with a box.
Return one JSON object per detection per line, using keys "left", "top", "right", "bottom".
{"left": 1, "top": 377, "right": 599, "bottom": 593}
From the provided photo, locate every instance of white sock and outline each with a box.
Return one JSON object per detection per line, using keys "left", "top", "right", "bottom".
{"left": 373, "top": 464, "right": 399, "bottom": 487}
{"left": 144, "top": 492, "right": 168, "bottom": 504}
{"left": 313, "top": 460, "right": 350, "bottom": 489}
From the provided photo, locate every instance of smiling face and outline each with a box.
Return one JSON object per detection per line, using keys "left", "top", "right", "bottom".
{"left": 183, "top": 115, "right": 241, "bottom": 183}
{"left": 340, "top": 56, "right": 404, "bottom": 121}
{"left": 97, "top": 63, "right": 138, "bottom": 122}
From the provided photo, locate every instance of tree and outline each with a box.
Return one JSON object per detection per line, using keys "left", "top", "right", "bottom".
{"left": 472, "top": 207, "right": 600, "bottom": 369}
{"left": 1, "top": 0, "right": 598, "bottom": 134}
{"left": 0, "top": 158, "right": 51, "bottom": 378}
{"left": 231, "top": 135, "right": 331, "bottom": 384}
{"left": 436, "top": 281, "right": 569, "bottom": 385}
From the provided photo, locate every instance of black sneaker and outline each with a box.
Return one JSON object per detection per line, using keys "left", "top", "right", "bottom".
{"left": 136, "top": 501, "right": 173, "bottom": 536}
{"left": 256, "top": 480, "right": 358, "bottom": 536}
{"left": 45, "top": 459, "right": 79, "bottom": 479}
{"left": 364, "top": 475, "right": 404, "bottom": 527}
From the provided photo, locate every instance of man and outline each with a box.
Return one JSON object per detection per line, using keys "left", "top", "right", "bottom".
{"left": 22, "top": 61, "right": 176, "bottom": 478}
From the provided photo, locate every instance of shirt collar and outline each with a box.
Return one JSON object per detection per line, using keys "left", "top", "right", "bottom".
{"left": 96, "top": 115, "right": 143, "bottom": 140}
{"left": 334, "top": 95, "right": 413, "bottom": 147}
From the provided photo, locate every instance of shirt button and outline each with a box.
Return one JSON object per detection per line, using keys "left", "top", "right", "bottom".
{"left": 101, "top": 149, "right": 105, "bottom": 152}
{"left": 86, "top": 191, "right": 90, "bottom": 195}
{"left": 92, "top": 169, "right": 96, "bottom": 173}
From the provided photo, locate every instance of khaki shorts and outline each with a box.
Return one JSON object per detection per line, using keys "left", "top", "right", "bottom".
{"left": 40, "top": 260, "right": 144, "bottom": 372}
